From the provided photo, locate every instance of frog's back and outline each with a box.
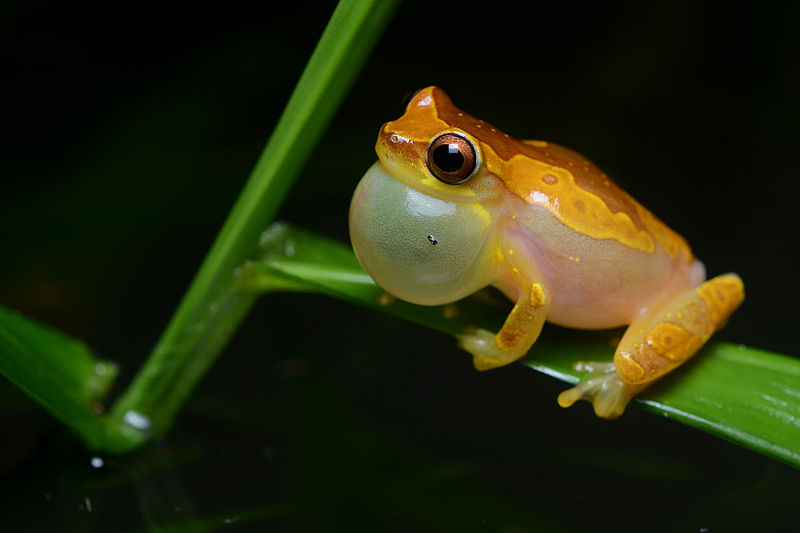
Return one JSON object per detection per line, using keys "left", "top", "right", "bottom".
{"left": 510, "top": 139, "right": 692, "bottom": 262}
{"left": 430, "top": 87, "right": 691, "bottom": 263}
{"left": 427, "top": 87, "right": 700, "bottom": 327}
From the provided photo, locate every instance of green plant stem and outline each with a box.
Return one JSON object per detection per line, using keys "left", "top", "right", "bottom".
{"left": 106, "top": 0, "right": 400, "bottom": 451}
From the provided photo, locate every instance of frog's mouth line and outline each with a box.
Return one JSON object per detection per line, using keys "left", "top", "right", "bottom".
{"left": 372, "top": 157, "right": 485, "bottom": 205}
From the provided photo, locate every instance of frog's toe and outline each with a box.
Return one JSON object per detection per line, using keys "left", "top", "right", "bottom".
{"left": 457, "top": 328, "right": 517, "bottom": 371}
{"left": 557, "top": 362, "right": 641, "bottom": 419}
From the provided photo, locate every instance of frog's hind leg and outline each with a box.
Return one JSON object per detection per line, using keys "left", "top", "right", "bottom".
{"left": 558, "top": 273, "right": 744, "bottom": 419}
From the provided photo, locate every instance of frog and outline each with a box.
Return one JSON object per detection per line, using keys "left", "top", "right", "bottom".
{"left": 348, "top": 86, "right": 744, "bottom": 419}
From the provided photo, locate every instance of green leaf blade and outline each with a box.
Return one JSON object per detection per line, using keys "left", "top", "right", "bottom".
{"left": 0, "top": 304, "right": 118, "bottom": 448}
{"left": 253, "top": 222, "right": 800, "bottom": 468}
{"left": 636, "top": 343, "right": 800, "bottom": 466}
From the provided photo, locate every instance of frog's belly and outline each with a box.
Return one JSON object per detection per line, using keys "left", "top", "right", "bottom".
{"left": 506, "top": 209, "right": 704, "bottom": 329}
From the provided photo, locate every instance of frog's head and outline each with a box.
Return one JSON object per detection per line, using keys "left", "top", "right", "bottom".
{"left": 349, "top": 87, "right": 503, "bottom": 306}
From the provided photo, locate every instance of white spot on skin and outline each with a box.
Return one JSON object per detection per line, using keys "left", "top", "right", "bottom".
{"left": 390, "top": 134, "right": 412, "bottom": 144}
{"left": 528, "top": 190, "right": 550, "bottom": 206}
{"left": 418, "top": 95, "right": 432, "bottom": 107}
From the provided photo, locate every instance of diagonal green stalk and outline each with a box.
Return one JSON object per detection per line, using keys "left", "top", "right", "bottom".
{"left": 105, "top": 0, "right": 400, "bottom": 451}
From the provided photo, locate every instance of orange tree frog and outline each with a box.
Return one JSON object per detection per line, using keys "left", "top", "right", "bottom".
{"left": 348, "top": 86, "right": 744, "bottom": 419}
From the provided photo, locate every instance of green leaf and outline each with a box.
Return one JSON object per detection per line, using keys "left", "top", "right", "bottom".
{"left": 0, "top": 304, "right": 117, "bottom": 448}
{"left": 633, "top": 344, "right": 800, "bottom": 464}
{"left": 250, "top": 222, "right": 800, "bottom": 469}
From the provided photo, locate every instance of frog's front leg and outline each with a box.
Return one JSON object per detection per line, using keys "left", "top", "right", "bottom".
{"left": 558, "top": 273, "right": 745, "bottom": 419}
{"left": 458, "top": 251, "right": 550, "bottom": 371}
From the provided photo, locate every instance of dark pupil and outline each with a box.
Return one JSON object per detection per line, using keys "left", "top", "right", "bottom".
{"left": 433, "top": 143, "right": 464, "bottom": 173}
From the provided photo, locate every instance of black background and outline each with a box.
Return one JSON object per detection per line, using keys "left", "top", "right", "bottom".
{"left": 1, "top": 2, "right": 799, "bottom": 531}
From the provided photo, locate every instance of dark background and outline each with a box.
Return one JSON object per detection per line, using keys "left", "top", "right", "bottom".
{"left": 1, "top": 2, "right": 799, "bottom": 531}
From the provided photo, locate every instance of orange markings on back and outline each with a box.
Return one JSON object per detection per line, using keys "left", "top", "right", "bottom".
{"left": 387, "top": 87, "right": 694, "bottom": 258}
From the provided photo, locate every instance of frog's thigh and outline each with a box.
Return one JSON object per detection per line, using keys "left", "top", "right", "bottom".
{"left": 558, "top": 273, "right": 744, "bottom": 419}
{"left": 458, "top": 282, "right": 550, "bottom": 371}
{"left": 615, "top": 273, "right": 745, "bottom": 385}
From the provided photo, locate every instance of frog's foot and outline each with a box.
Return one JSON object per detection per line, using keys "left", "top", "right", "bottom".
{"left": 557, "top": 362, "right": 644, "bottom": 420}
{"left": 457, "top": 327, "right": 522, "bottom": 371}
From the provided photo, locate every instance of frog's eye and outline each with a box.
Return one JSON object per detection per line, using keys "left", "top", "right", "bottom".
{"left": 427, "top": 133, "right": 477, "bottom": 184}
